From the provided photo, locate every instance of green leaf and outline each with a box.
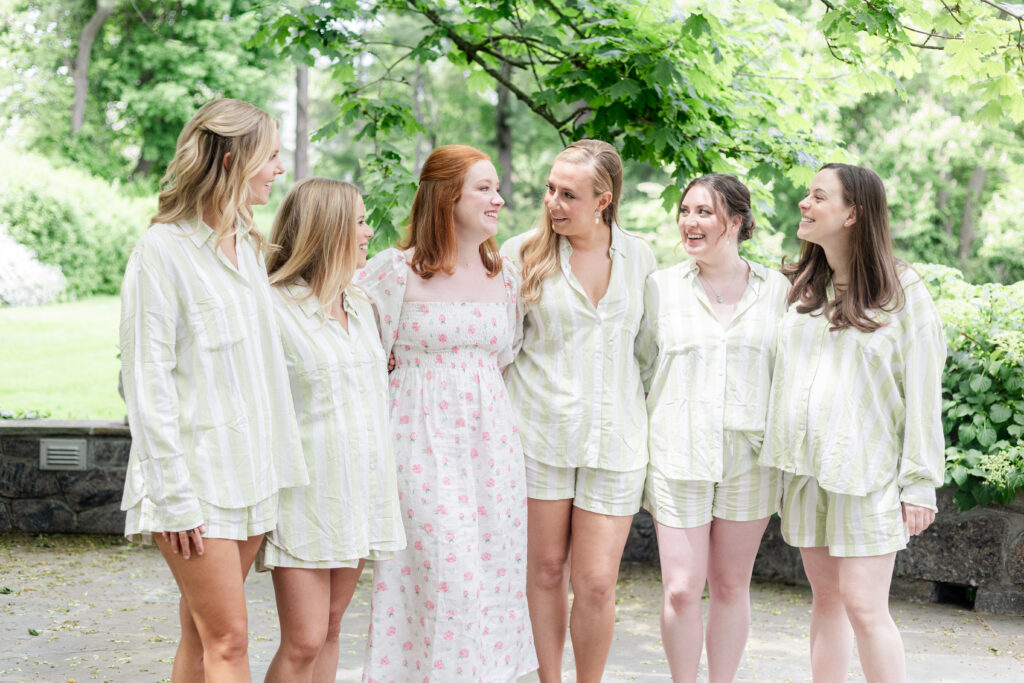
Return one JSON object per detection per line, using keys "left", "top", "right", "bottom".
{"left": 28, "top": 628, "right": 39, "bottom": 636}
{"left": 978, "top": 423, "right": 998, "bottom": 448}
{"left": 950, "top": 464, "right": 971, "bottom": 487}
{"left": 969, "top": 375, "right": 993, "bottom": 393}
{"left": 958, "top": 423, "right": 977, "bottom": 444}
{"left": 990, "top": 404, "right": 1012, "bottom": 424}
{"left": 952, "top": 489, "right": 978, "bottom": 511}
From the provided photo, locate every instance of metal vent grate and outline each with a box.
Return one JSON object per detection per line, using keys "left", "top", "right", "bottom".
{"left": 39, "top": 439, "right": 88, "bottom": 471}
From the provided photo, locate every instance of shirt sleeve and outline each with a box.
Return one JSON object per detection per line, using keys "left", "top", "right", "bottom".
{"left": 355, "top": 249, "right": 408, "bottom": 359}
{"left": 119, "top": 247, "right": 203, "bottom": 531}
{"left": 636, "top": 274, "right": 660, "bottom": 393}
{"left": 897, "top": 297, "right": 948, "bottom": 511}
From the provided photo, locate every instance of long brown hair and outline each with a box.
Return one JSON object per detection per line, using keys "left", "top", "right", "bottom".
{"left": 782, "top": 163, "right": 903, "bottom": 332}
{"left": 401, "top": 144, "right": 502, "bottom": 279}
{"left": 151, "top": 98, "right": 278, "bottom": 250}
{"left": 519, "top": 139, "right": 622, "bottom": 306}
{"left": 266, "top": 178, "right": 363, "bottom": 312}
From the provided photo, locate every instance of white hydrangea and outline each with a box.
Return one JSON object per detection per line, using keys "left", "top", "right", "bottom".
{"left": 0, "top": 225, "right": 67, "bottom": 306}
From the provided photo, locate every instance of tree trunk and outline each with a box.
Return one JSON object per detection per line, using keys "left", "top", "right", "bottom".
{"left": 130, "top": 156, "right": 154, "bottom": 179}
{"left": 411, "top": 68, "right": 426, "bottom": 177}
{"left": 295, "top": 63, "right": 309, "bottom": 181}
{"left": 958, "top": 166, "right": 987, "bottom": 265}
{"left": 496, "top": 62, "right": 514, "bottom": 208}
{"left": 71, "top": 0, "right": 117, "bottom": 134}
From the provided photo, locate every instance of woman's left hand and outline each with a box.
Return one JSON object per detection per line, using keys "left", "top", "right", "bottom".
{"left": 902, "top": 502, "right": 935, "bottom": 536}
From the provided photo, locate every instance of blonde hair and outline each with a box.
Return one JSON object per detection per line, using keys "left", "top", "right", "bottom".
{"left": 266, "top": 178, "right": 364, "bottom": 312}
{"left": 519, "top": 139, "right": 622, "bottom": 306}
{"left": 151, "top": 98, "right": 279, "bottom": 250}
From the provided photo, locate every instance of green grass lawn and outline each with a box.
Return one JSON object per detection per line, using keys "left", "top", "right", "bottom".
{"left": 0, "top": 296, "right": 124, "bottom": 419}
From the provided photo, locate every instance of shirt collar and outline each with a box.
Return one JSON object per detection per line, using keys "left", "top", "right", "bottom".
{"left": 185, "top": 220, "right": 218, "bottom": 249}
{"left": 284, "top": 282, "right": 325, "bottom": 321}
{"left": 683, "top": 256, "right": 767, "bottom": 292}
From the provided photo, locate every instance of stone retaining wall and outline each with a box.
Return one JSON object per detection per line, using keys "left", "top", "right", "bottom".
{"left": 0, "top": 421, "right": 130, "bottom": 534}
{"left": 625, "top": 489, "right": 1024, "bottom": 615}
{"left": 4, "top": 420, "right": 1023, "bottom": 614}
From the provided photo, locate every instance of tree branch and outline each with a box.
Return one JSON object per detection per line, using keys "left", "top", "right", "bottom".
{"left": 404, "top": 0, "right": 568, "bottom": 134}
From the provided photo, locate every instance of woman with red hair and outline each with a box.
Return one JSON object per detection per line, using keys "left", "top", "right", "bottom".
{"left": 357, "top": 145, "right": 536, "bottom": 681}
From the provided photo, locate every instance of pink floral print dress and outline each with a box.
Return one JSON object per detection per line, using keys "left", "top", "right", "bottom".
{"left": 356, "top": 248, "right": 536, "bottom": 683}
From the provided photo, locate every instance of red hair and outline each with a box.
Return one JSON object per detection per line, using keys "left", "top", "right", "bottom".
{"left": 400, "top": 144, "right": 503, "bottom": 279}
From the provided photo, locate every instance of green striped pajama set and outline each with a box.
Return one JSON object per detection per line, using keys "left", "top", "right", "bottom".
{"left": 638, "top": 259, "right": 789, "bottom": 528}
{"left": 501, "top": 225, "right": 656, "bottom": 516}
{"left": 119, "top": 221, "right": 308, "bottom": 542}
{"left": 760, "top": 268, "right": 946, "bottom": 557}
{"left": 260, "top": 283, "right": 406, "bottom": 569}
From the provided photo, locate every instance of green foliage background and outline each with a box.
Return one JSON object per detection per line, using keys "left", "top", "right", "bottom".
{"left": 1, "top": 0, "right": 1023, "bottom": 505}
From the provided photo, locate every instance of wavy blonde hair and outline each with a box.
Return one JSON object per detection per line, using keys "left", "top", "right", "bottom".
{"left": 266, "top": 178, "right": 363, "bottom": 312}
{"left": 518, "top": 139, "right": 622, "bottom": 306}
{"left": 151, "top": 98, "right": 279, "bottom": 250}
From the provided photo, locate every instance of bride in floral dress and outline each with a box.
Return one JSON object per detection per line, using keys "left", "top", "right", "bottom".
{"left": 357, "top": 145, "right": 536, "bottom": 682}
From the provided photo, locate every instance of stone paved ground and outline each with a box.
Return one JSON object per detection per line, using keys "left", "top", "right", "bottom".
{"left": 1, "top": 533, "right": 1021, "bottom": 682}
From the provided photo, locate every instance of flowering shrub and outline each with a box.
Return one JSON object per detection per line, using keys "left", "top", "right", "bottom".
{"left": 0, "top": 226, "right": 67, "bottom": 306}
{"left": 917, "top": 263, "right": 1024, "bottom": 510}
{"left": 0, "top": 150, "right": 151, "bottom": 298}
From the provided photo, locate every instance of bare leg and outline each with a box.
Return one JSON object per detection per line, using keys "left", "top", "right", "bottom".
{"left": 800, "top": 547, "right": 854, "bottom": 683}
{"left": 171, "top": 596, "right": 204, "bottom": 683}
{"left": 838, "top": 553, "right": 905, "bottom": 683}
{"left": 264, "top": 568, "right": 331, "bottom": 682}
{"left": 312, "top": 561, "right": 365, "bottom": 683}
{"left": 705, "top": 517, "right": 770, "bottom": 683}
{"left": 654, "top": 521, "right": 711, "bottom": 683}
{"left": 156, "top": 534, "right": 264, "bottom": 683}
{"left": 526, "top": 498, "right": 573, "bottom": 683}
{"left": 567, "top": 508, "right": 634, "bottom": 683}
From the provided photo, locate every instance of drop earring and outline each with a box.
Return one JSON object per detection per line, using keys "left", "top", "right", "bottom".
{"left": 594, "top": 210, "right": 601, "bottom": 224}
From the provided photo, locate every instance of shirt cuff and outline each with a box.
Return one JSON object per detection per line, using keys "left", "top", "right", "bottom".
{"left": 899, "top": 484, "right": 937, "bottom": 512}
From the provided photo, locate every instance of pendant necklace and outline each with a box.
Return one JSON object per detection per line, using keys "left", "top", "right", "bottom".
{"left": 699, "top": 260, "right": 749, "bottom": 304}
{"left": 699, "top": 274, "right": 725, "bottom": 303}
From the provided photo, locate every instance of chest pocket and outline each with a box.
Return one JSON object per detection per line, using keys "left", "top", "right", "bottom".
{"left": 188, "top": 297, "right": 256, "bottom": 352}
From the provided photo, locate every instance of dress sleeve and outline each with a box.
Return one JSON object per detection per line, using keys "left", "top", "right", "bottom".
{"left": 120, "top": 246, "right": 203, "bottom": 531}
{"left": 498, "top": 256, "right": 523, "bottom": 368}
{"left": 897, "top": 285, "right": 948, "bottom": 511}
{"left": 355, "top": 249, "right": 408, "bottom": 359}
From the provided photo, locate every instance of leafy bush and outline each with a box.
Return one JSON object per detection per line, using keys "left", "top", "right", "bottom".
{"left": 0, "top": 226, "right": 67, "bottom": 306}
{"left": 917, "top": 263, "right": 1024, "bottom": 510}
{"left": 0, "top": 150, "right": 152, "bottom": 298}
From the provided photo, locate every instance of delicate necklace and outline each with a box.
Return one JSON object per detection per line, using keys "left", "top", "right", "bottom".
{"left": 698, "top": 261, "right": 748, "bottom": 304}
{"left": 699, "top": 273, "right": 724, "bottom": 303}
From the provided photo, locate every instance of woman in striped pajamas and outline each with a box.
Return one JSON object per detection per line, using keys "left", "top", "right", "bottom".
{"left": 119, "top": 99, "right": 308, "bottom": 681}
{"left": 637, "top": 174, "right": 788, "bottom": 682}
{"left": 501, "top": 140, "right": 656, "bottom": 683}
{"left": 761, "top": 163, "right": 945, "bottom": 682}
{"left": 261, "top": 178, "right": 405, "bottom": 682}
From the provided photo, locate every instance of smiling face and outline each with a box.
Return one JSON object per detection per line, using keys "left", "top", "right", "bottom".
{"left": 452, "top": 159, "right": 503, "bottom": 242}
{"left": 247, "top": 131, "right": 285, "bottom": 206}
{"left": 797, "top": 168, "right": 856, "bottom": 251}
{"left": 678, "top": 184, "right": 739, "bottom": 261}
{"left": 544, "top": 160, "right": 611, "bottom": 238}
{"left": 354, "top": 194, "right": 372, "bottom": 268}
